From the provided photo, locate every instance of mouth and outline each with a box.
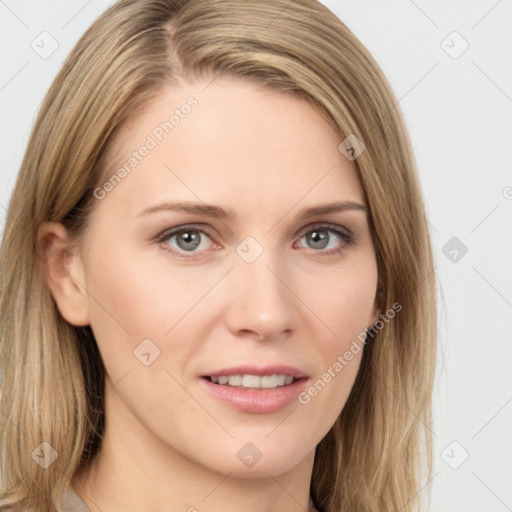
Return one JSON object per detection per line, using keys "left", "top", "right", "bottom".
{"left": 200, "top": 365, "right": 309, "bottom": 412}
{"left": 204, "top": 374, "right": 300, "bottom": 390}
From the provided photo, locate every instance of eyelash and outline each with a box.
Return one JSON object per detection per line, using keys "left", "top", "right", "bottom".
{"left": 155, "top": 223, "right": 355, "bottom": 260}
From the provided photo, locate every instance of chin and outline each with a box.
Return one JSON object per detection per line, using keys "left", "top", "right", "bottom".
{"left": 211, "top": 457, "right": 305, "bottom": 480}
{"left": 194, "top": 438, "right": 314, "bottom": 479}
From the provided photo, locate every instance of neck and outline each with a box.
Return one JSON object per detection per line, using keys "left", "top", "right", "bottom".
{"left": 71, "top": 382, "right": 318, "bottom": 512}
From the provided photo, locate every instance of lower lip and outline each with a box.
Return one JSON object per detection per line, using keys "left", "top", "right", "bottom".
{"left": 201, "top": 377, "right": 307, "bottom": 414}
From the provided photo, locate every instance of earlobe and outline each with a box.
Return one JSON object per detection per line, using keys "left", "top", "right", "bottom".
{"left": 37, "top": 222, "right": 90, "bottom": 326}
{"left": 369, "top": 303, "right": 380, "bottom": 327}
{"left": 369, "top": 279, "right": 383, "bottom": 326}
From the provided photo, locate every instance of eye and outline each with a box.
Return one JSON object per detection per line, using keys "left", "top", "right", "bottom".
{"left": 295, "top": 223, "right": 354, "bottom": 256}
{"left": 156, "top": 222, "right": 354, "bottom": 260}
{"left": 156, "top": 225, "right": 216, "bottom": 259}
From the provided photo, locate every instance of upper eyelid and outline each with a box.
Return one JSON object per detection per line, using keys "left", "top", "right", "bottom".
{"left": 296, "top": 222, "right": 352, "bottom": 237}
{"left": 156, "top": 222, "right": 354, "bottom": 246}
{"left": 156, "top": 223, "right": 214, "bottom": 241}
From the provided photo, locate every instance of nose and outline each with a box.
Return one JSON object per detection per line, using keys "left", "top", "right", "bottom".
{"left": 223, "top": 245, "right": 296, "bottom": 342}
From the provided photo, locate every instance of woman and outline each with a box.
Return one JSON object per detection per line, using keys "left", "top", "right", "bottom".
{"left": 0, "top": 0, "right": 437, "bottom": 510}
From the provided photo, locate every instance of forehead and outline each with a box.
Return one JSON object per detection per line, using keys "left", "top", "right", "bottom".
{"left": 94, "top": 76, "right": 364, "bottom": 219}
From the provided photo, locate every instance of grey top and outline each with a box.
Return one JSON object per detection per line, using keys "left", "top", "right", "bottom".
{"left": 60, "top": 488, "right": 90, "bottom": 512}
{"left": 60, "top": 487, "right": 321, "bottom": 511}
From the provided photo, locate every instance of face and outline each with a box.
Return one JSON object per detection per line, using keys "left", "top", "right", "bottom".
{"left": 58, "top": 76, "right": 379, "bottom": 478}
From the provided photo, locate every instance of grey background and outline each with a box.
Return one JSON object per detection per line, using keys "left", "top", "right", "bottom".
{"left": 1, "top": 1, "right": 511, "bottom": 510}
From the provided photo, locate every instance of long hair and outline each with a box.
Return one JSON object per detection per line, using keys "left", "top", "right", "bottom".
{"left": 0, "top": 1, "right": 437, "bottom": 510}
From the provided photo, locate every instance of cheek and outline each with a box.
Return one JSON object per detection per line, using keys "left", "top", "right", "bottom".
{"left": 81, "top": 239, "right": 171, "bottom": 375}
{"left": 300, "top": 256, "right": 377, "bottom": 405}
{"left": 84, "top": 239, "right": 182, "bottom": 333}
{"left": 310, "top": 256, "right": 378, "bottom": 345}
{"left": 81, "top": 237, "right": 222, "bottom": 378}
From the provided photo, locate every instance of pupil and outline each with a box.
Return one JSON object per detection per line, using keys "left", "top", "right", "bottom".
{"left": 309, "top": 230, "right": 328, "bottom": 249}
{"left": 178, "top": 231, "right": 200, "bottom": 251}
{"left": 174, "top": 230, "right": 330, "bottom": 252}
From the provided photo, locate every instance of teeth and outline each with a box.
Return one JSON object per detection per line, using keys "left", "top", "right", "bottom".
{"left": 209, "top": 374, "right": 296, "bottom": 389}
{"left": 260, "top": 375, "right": 277, "bottom": 388}
{"left": 242, "top": 375, "right": 261, "bottom": 388}
{"left": 228, "top": 375, "right": 243, "bottom": 386}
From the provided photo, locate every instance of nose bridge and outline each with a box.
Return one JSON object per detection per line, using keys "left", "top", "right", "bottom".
{"left": 226, "top": 235, "right": 295, "bottom": 339}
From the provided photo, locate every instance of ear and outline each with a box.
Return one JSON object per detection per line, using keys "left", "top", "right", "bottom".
{"left": 369, "top": 303, "right": 380, "bottom": 327}
{"left": 37, "top": 222, "right": 90, "bottom": 326}
{"left": 368, "top": 276, "right": 384, "bottom": 326}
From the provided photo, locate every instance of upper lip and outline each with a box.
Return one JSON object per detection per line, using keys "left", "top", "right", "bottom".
{"left": 203, "top": 365, "right": 308, "bottom": 379}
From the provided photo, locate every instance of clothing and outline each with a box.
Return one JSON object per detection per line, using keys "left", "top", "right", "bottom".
{"left": 60, "top": 487, "right": 90, "bottom": 512}
{"left": 60, "top": 487, "right": 321, "bottom": 511}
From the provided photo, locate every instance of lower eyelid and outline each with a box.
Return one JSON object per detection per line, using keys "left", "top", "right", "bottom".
{"left": 157, "top": 225, "right": 354, "bottom": 257}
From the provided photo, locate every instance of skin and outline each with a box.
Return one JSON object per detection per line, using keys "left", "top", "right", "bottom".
{"left": 39, "top": 76, "right": 380, "bottom": 512}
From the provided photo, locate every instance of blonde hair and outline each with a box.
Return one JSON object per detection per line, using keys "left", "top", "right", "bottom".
{"left": 0, "top": 1, "right": 437, "bottom": 510}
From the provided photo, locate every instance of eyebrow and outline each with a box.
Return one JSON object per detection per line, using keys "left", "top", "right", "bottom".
{"left": 137, "top": 200, "right": 367, "bottom": 220}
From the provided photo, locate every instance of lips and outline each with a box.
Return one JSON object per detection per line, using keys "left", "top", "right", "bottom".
{"left": 201, "top": 365, "right": 309, "bottom": 413}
